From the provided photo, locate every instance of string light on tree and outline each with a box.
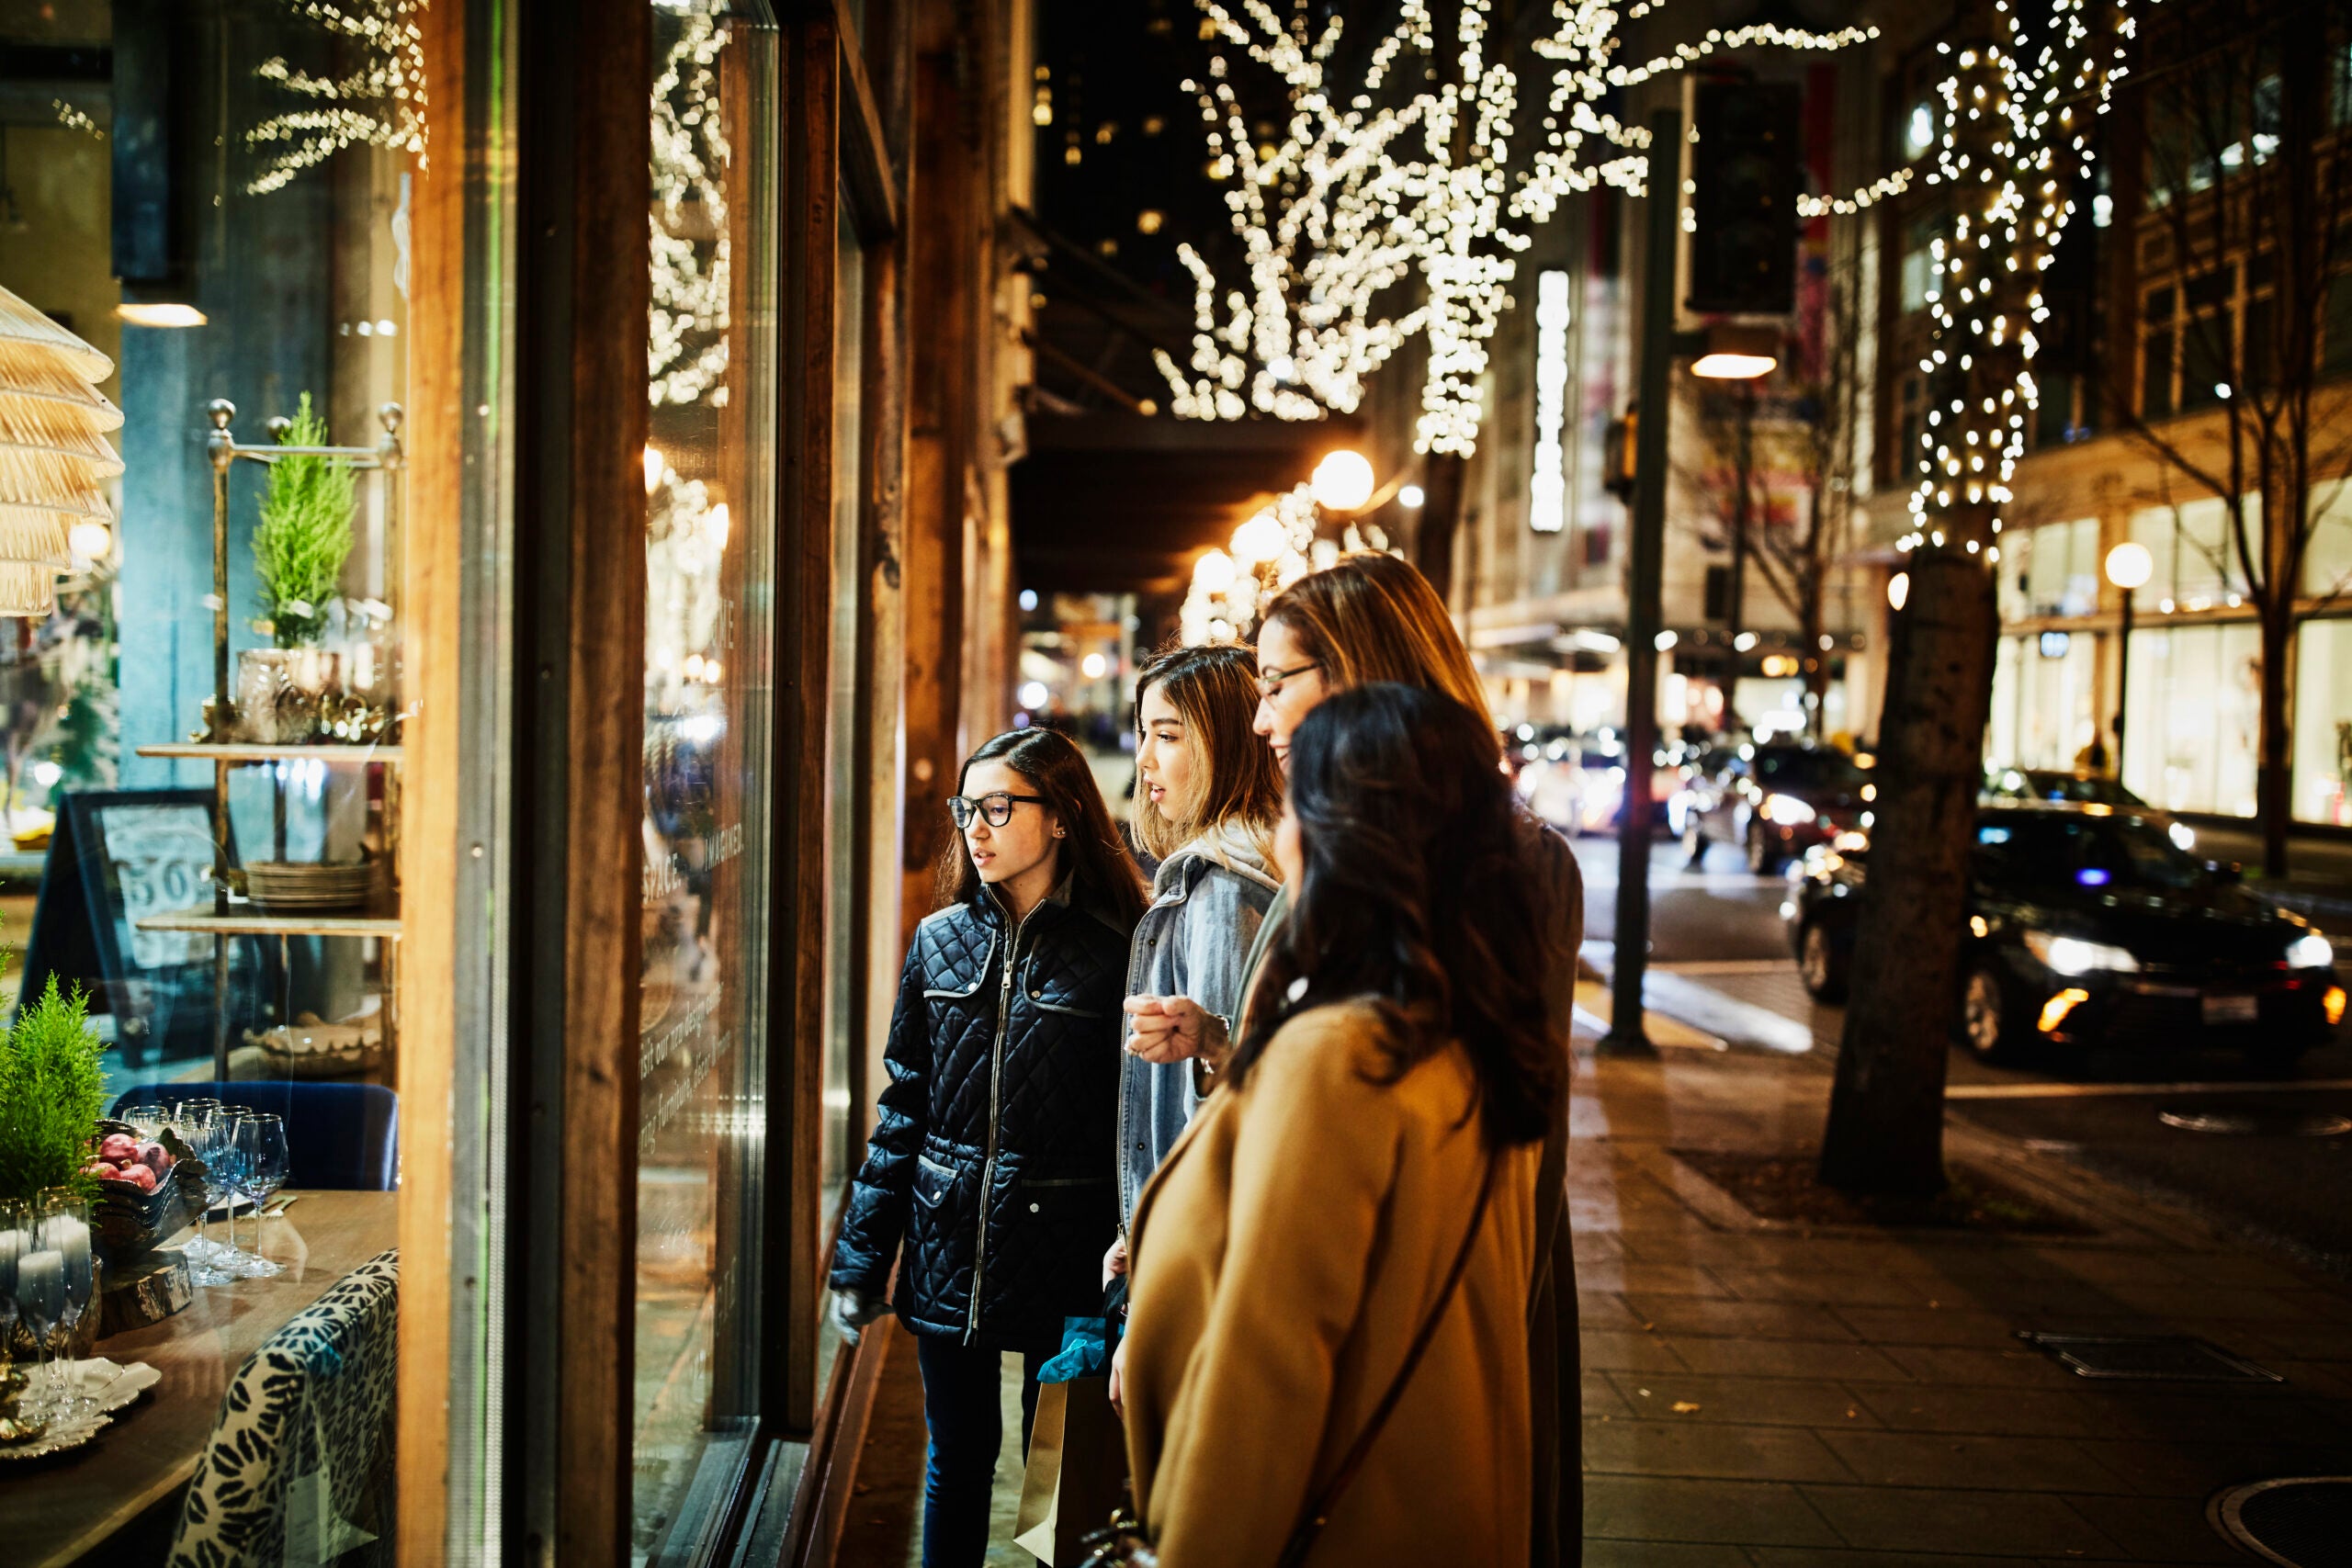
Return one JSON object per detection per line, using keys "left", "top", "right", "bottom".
{"left": 1896, "top": 0, "right": 2135, "bottom": 558}
{"left": 246, "top": 0, "right": 427, "bottom": 196}
{"left": 1160, "top": 0, "right": 1884, "bottom": 459}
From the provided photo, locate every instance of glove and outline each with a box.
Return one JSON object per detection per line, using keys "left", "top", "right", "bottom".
{"left": 830, "top": 1287, "right": 888, "bottom": 1346}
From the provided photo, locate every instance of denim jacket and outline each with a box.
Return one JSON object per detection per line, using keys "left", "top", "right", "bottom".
{"left": 1116, "top": 822, "right": 1281, "bottom": 1221}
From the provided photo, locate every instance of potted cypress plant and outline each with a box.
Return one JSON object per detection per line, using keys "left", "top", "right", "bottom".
{"left": 242, "top": 393, "right": 356, "bottom": 741}
{"left": 0, "top": 977, "right": 107, "bottom": 1210}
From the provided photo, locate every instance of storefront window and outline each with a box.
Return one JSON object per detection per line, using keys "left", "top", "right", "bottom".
{"left": 2129, "top": 496, "right": 2256, "bottom": 607}
{"left": 1990, "top": 629, "right": 2098, "bottom": 769}
{"left": 2294, "top": 618, "right": 2352, "bottom": 825}
{"left": 2020, "top": 517, "right": 2099, "bottom": 619}
{"left": 634, "top": 1, "right": 780, "bottom": 1551}
{"left": 2120, "top": 621, "right": 2264, "bottom": 816}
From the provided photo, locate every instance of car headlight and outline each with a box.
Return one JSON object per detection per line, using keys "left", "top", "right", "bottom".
{"left": 2287, "top": 932, "right": 2334, "bottom": 970}
{"left": 2024, "top": 931, "right": 2140, "bottom": 976}
{"left": 1759, "top": 793, "right": 1815, "bottom": 826}
{"left": 1833, "top": 829, "right": 1870, "bottom": 852}
{"left": 2168, "top": 820, "right": 2196, "bottom": 852}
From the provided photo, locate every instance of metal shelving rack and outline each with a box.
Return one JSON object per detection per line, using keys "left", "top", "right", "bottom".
{"left": 131, "top": 398, "right": 406, "bottom": 1078}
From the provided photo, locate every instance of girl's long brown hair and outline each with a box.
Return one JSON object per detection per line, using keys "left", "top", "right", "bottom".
{"left": 934, "top": 726, "right": 1149, "bottom": 929}
{"left": 1258, "top": 552, "right": 1498, "bottom": 761}
{"left": 1130, "top": 642, "right": 1283, "bottom": 863}
{"left": 1228, "top": 683, "right": 1560, "bottom": 1148}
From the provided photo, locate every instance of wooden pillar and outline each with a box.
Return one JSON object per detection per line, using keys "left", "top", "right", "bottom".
{"left": 767, "top": 9, "right": 842, "bottom": 1438}
{"left": 509, "top": 0, "right": 650, "bottom": 1557}
{"left": 854, "top": 13, "right": 915, "bottom": 1123}
{"left": 900, "top": 25, "right": 975, "bottom": 937}
{"left": 397, "top": 4, "right": 464, "bottom": 1561}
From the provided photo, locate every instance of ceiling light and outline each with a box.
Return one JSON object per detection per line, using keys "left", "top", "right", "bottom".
{"left": 117, "top": 302, "right": 207, "bottom": 328}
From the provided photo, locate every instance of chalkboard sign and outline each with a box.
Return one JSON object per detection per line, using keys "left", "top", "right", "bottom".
{"left": 17, "top": 789, "right": 281, "bottom": 1069}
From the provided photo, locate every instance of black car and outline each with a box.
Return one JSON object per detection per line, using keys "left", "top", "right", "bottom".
{"left": 1679, "top": 741, "right": 1871, "bottom": 874}
{"left": 1983, "top": 766, "right": 2198, "bottom": 852}
{"left": 1783, "top": 801, "right": 2346, "bottom": 1065}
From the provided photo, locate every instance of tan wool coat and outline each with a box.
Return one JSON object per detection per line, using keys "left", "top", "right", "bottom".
{"left": 1123, "top": 1000, "right": 1542, "bottom": 1568}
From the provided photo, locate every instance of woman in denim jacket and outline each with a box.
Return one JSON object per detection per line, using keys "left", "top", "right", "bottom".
{"left": 1113, "top": 644, "right": 1284, "bottom": 1250}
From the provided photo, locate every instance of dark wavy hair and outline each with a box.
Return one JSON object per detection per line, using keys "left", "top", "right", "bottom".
{"left": 934, "top": 726, "right": 1149, "bottom": 929}
{"left": 1131, "top": 641, "right": 1283, "bottom": 863}
{"left": 1228, "top": 683, "right": 1559, "bottom": 1147}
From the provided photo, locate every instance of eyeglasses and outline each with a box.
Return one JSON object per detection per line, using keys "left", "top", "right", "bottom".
{"left": 1256, "top": 660, "right": 1321, "bottom": 699}
{"left": 948, "top": 792, "right": 1046, "bottom": 829}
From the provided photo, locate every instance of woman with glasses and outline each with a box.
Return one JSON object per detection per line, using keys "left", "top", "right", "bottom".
{"left": 1108, "top": 643, "right": 1283, "bottom": 1287}
{"left": 1119, "top": 684, "right": 1566, "bottom": 1568}
{"left": 828, "top": 725, "right": 1146, "bottom": 1568}
{"left": 1124, "top": 551, "right": 1589, "bottom": 1568}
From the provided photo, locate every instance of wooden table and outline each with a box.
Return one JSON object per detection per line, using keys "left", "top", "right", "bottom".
{"left": 0, "top": 1190, "right": 399, "bottom": 1568}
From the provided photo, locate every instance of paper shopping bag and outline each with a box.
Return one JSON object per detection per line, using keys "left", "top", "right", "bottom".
{"left": 1013, "top": 1377, "right": 1129, "bottom": 1565}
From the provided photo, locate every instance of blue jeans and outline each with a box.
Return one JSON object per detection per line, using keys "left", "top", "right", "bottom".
{"left": 914, "top": 1330, "right": 1062, "bottom": 1568}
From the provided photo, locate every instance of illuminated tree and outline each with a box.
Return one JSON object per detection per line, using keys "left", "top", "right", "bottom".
{"left": 1820, "top": 0, "right": 2137, "bottom": 1197}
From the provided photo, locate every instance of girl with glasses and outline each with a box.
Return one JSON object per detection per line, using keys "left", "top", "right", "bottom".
{"left": 828, "top": 725, "right": 1146, "bottom": 1568}
{"left": 1108, "top": 644, "right": 1283, "bottom": 1283}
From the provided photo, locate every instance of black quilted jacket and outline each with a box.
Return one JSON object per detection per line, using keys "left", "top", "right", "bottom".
{"left": 830, "top": 881, "right": 1136, "bottom": 1346}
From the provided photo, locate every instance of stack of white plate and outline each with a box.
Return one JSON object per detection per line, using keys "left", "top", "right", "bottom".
{"left": 244, "top": 860, "right": 379, "bottom": 913}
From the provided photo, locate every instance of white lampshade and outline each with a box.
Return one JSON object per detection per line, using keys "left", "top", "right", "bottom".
{"left": 0, "top": 284, "right": 121, "bottom": 615}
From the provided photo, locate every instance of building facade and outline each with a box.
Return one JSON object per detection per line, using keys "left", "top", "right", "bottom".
{"left": 0, "top": 0, "right": 1035, "bottom": 1562}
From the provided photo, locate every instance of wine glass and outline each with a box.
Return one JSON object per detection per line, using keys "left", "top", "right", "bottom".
{"left": 119, "top": 1102, "right": 169, "bottom": 1143}
{"left": 176, "top": 1105, "right": 234, "bottom": 1285}
{"left": 13, "top": 1243, "right": 65, "bottom": 1420}
{"left": 37, "top": 1194, "right": 93, "bottom": 1412}
{"left": 232, "top": 1114, "right": 288, "bottom": 1280}
{"left": 207, "top": 1114, "right": 256, "bottom": 1277}
{"left": 0, "top": 1202, "right": 27, "bottom": 1427}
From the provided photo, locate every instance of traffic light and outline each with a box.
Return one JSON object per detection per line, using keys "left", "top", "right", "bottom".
{"left": 1687, "top": 80, "right": 1800, "bottom": 316}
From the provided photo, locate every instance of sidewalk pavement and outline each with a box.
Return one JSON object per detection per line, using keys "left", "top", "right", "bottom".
{"left": 1567, "top": 1013, "right": 2352, "bottom": 1566}
{"left": 840, "top": 984, "right": 2352, "bottom": 1567}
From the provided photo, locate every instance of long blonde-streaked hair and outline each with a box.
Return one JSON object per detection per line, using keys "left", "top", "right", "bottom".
{"left": 1259, "top": 553, "right": 1498, "bottom": 762}
{"left": 1131, "top": 642, "right": 1284, "bottom": 864}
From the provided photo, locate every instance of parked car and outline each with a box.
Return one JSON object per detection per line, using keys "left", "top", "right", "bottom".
{"left": 1983, "top": 766, "right": 2196, "bottom": 852}
{"left": 1782, "top": 800, "right": 2346, "bottom": 1066}
{"left": 1679, "top": 740, "right": 1871, "bottom": 873}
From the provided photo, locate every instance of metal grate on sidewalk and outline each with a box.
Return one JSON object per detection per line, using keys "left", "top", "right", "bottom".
{"left": 2016, "top": 1330, "right": 2284, "bottom": 1382}
{"left": 2210, "top": 1478, "right": 2352, "bottom": 1567}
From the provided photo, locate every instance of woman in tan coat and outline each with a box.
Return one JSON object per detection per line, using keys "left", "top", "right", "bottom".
{"left": 1118, "top": 683, "right": 1566, "bottom": 1568}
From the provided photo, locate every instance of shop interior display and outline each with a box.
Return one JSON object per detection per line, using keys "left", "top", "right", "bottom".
{"left": 127, "top": 400, "right": 407, "bottom": 1079}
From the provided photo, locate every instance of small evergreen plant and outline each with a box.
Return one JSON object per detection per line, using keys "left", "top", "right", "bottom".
{"left": 254, "top": 392, "right": 356, "bottom": 648}
{"left": 0, "top": 977, "right": 106, "bottom": 1203}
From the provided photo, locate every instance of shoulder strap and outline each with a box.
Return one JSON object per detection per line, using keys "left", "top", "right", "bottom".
{"left": 1275, "top": 1145, "right": 1502, "bottom": 1568}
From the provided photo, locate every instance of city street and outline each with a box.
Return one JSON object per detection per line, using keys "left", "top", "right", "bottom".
{"left": 1575, "top": 833, "right": 2352, "bottom": 1280}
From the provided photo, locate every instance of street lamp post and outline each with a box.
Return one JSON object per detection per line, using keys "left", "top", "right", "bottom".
{"left": 1602, "top": 110, "right": 1781, "bottom": 1058}
{"left": 2104, "top": 542, "right": 2153, "bottom": 781}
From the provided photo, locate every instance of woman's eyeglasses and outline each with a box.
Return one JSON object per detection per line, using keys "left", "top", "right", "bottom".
{"left": 948, "top": 792, "right": 1046, "bottom": 829}
{"left": 1256, "top": 659, "right": 1321, "bottom": 699}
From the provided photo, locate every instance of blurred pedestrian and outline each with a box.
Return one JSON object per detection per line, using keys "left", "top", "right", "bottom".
{"left": 828, "top": 727, "right": 1148, "bottom": 1568}
{"left": 1116, "top": 683, "right": 1566, "bottom": 1568}
{"left": 1111, "top": 643, "right": 1285, "bottom": 1286}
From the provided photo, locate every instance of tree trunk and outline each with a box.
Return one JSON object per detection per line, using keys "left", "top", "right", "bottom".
{"left": 1802, "top": 589, "right": 1828, "bottom": 739}
{"left": 1819, "top": 546, "right": 1998, "bottom": 1197}
{"left": 1416, "top": 451, "right": 1468, "bottom": 604}
{"left": 2259, "top": 603, "right": 2294, "bottom": 877}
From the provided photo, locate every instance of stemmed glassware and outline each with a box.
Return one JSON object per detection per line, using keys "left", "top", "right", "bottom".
{"left": 175, "top": 1100, "right": 235, "bottom": 1286}
{"left": 230, "top": 1114, "right": 288, "bottom": 1280}
{"left": 12, "top": 1221, "right": 65, "bottom": 1420}
{"left": 0, "top": 1201, "right": 29, "bottom": 1433}
{"left": 119, "top": 1101, "right": 170, "bottom": 1145}
{"left": 36, "top": 1192, "right": 94, "bottom": 1415}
